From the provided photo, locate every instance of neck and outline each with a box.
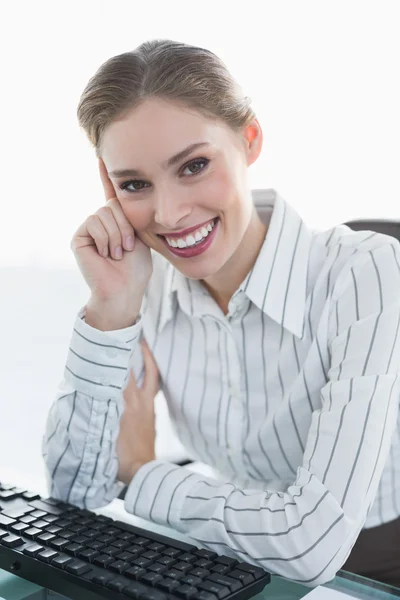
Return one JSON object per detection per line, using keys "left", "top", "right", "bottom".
{"left": 201, "top": 205, "right": 268, "bottom": 315}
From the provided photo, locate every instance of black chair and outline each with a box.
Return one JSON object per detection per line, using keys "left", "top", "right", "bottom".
{"left": 345, "top": 219, "right": 400, "bottom": 242}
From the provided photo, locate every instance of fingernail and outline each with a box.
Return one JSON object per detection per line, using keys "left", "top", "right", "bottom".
{"left": 115, "top": 246, "right": 122, "bottom": 259}
{"left": 125, "top": 236, "right": 134, "bottom": 250}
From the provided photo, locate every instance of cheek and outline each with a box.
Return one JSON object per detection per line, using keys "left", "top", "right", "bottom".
{"left": 121, "top": 201, "right": 152, "bottom": 231}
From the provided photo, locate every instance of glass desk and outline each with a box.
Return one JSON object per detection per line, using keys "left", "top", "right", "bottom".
{"left": 0, "top": 499, "right": 399, "bottom": 600}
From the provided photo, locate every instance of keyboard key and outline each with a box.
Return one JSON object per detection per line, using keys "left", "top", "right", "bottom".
{"left": 93, "top": 554, "right": 114, "bottom": 568}
{"left": 22, "top": 491, "right": 41, "bottom": 501}
{"left": 226, "top": 570, "right": 253, "bottom": 586}
{"left": 163, "top": 547, "right": 181, "bottom": 558}
{"left": 49, "top": 538, "right": 70, "bottom": 551}
{"left": 148, "top": 542, "right": 166, "bottom": 552}
{"left": 124, "top": 565, "right": 146, "bottom": 580}
{"left": 0, "top": 529, "right": 8, "bottom": 540}
{"left": 196, "top": 559, "right": 213, "bottom": 569}
{"left": 148, "top": 562, "right": 168, "bottom": 575}
{"left": 51, "top": 554, "right": 73, "bottom": 569}
{"left": 157, "top": 555, "right": 177, "bottom": 567}
{"left": 87, "top": 540, "right": 106, "bottom": 551}
{"left": 111, "top": 539, "right": 130, "bottom": 550}
{"left": 132, "top": 556, "right": 152, "bottom": 568}
{"left": 43, "top": 514, "right": 59, "bottom": 524}
{"left": 37, "top": 532, "right": 56, "bottom": 544}
{"left": 92, "top": 572, "right": 114, "bottom": 586}
{"left": 0, "top": 490, "right": 19, "bottom": 500}
{"left": 139, "top": 572, "right": 163, "bottom": 586}
{"left": 117, "top": 531, "right": 137, "bottom": 542}
{"left": 236, "top": 562, "right": 267, "bottom": 580}
{"left": 126, "top": 544, "right": 144, "bottom": 557}
{"left": 215, "top": 557, "right": 237, "bottom": 568}
{"left": 24, "top": 527, "right": 42, "bottom": 540}
{"left": 32, "top": 520, "right": 48, "bottom": 529}
{"left": 173, "top": 561, "right": 193, "bottom": 573}
{"left": 20, "top": 515, "right": 37, "bottom": 525}
{"left": 198, "top": 581, "right": 230, "bottom": 599}
{"left": 46, "top": 525, "right": 62, "bottom": 535}
{"left": 206, "top": 574, "right": 242, "bottom": 592}
{"left": 124, "top": 582, "right": 151, "bottom": 598}
{"left": 78, "top": 548, "right": 100, "bottom": 562}
{"left": 157, "top": 578, "right": 181, "bottom": 593}
{"left": 37, "top": 549, "right": 59, "bottom": 563}
{"left": 107, "top": 576, "right": 130, "bottom": 592}
{"left": 132, "top": 536, "right": 151, "bottom": 548}
{"left": 2, "top": 507, "right": 29, "bottom": 519}
{"left": 65, "top": 543, "right": 85, "bottom": 557}
{"left": 181, "top": 575, "right": 202, "bottom": 587}
{"left": 10, "top": 523, "right": 29, "bottom": 534}
{"left": 109, "top": 560, "right": 130, "bottom": 574}
{"left": 210, "top": 564, "right": 230, "bottom": 575}
{"left": 58, "top": 530, "right": 76, "bottom": 540}
{"left": 175, "top": 584, "right": 199, "bottom": 599}
{"left": 1, "top": 534, "right": 24, "bottom": 548}
{"left": 142, "top": 550, "right": 161, "bottom": 561}
{"left": 23, "top": 543, "right": 45, "bottom": 557}
{"left": 0, "top": 514, "right": 15, "bottom": 529}
{"left": 116, "top": 551, "right": 136, "bottom": 562}
{"left": 164, "top": 569, "right": 185, "bottom": 581}
{"left": 189, "top": 568, "right": 211, "bottom": 579}
{"left": 102, "top": 546, "right": 120, "bottom": 557}
{"left": 30, "top": 510, "right": 46, "bottom": 519}
{"left": 180, "top": 553, "right": 198, "bottom": 564}
{"left": 65, "top": 560, "right": 92, "bottom": 576}
{"left": 196, "top": 550, "right": 217, "bottom": 561}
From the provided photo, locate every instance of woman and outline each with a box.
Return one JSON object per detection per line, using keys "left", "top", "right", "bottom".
{"left": 43, "top": 39, "right": 400, "bottom": 588}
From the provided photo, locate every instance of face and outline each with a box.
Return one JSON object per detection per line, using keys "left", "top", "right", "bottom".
{"left": 100, "top": 97, "right": 262, "bottom": 280}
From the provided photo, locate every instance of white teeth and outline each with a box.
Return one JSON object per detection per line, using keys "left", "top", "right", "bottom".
{"left": 185, "top": 235, "right": 196, "bottom": 247}
{"left": 165, "top": 218, "right": 216, "bottom": 248}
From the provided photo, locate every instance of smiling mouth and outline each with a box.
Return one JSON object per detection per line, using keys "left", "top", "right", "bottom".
{"left": 156, "top": 217, "right": 218, "bottom": 247}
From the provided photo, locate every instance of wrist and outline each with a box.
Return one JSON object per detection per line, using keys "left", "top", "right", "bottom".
{"left": 85, "top": 296, "right": 142, "bottom": 331}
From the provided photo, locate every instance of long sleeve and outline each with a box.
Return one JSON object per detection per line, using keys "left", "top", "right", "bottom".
{"left": 42, "top": 304, "right": 145, "bottom": 509}
{"left": 123, "top": 241, "right": 400, "bottom": 588}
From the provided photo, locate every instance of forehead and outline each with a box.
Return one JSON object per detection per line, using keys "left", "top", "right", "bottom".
{"left": 101, "top": 98, "right": 233, "bottom": 164}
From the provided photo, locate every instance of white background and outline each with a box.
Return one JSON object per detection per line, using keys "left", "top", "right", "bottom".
{"left": 0, "top": 0, "right": 399, "bottom": 491}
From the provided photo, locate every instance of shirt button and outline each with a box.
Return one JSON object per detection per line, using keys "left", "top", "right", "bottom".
{"left": 106, "top": 347, "right": 118, "bottom": 358}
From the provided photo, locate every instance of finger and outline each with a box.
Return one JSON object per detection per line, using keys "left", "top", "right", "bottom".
{"left": 105, "top": 197, "right": 137, "bottom": 252}
{"left": 98, "top": 157, "right": 117, "bottom": 202}
{"left": 85, "top": 214, "right": 110, "bottom": 258}
{"left": 123, "top": 366, "right": 139, "bottom": 400}
{"left": 93, "top": 205, "right": 124, "bottom": 260}
{"left": 141, "top": 339, "right": 160, "bottom": 396}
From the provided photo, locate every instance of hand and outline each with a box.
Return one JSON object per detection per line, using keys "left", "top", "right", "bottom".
{"left": 116, "top": 339, "right": 160, "bottom": 485}
{"left": 70, "top": 157, "right": 153, "bottom": 305}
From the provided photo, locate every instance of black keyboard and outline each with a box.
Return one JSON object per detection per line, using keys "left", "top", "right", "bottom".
{"left": 0, "top": 481, "right": 271, "bottom": 600}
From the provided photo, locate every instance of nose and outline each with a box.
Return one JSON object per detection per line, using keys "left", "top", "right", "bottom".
{"left": 154, "top": 193, "right": 192, "bottom": 231}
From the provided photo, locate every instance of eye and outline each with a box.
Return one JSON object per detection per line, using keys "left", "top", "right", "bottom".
{"left": 119, "top": 157, "right": 210, "bottom": 194}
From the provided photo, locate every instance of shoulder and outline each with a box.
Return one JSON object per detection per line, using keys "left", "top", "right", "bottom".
{"left": 312, "top": 225, "right": 400, "bottom": 297}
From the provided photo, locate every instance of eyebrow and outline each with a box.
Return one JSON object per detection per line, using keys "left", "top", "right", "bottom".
{"left": 108, "top": 142, "right": 211, "bottom": 178}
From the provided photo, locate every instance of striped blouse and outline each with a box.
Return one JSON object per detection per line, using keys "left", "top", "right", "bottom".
{"left": 43, "top": 188, "right": 400, "bottom": 587}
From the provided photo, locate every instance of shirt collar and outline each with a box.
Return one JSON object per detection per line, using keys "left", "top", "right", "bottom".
{"left": 157, "top": 189, "right": 312, "bottom": 338}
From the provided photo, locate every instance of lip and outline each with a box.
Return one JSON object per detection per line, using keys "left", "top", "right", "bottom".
{"left": 156, "top": 217, "right": 216, "bottom": 239}
{"left": 160, "top": 217, "right": 219, "bottom": 258}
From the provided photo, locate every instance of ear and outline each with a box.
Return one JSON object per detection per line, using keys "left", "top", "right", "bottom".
{"left": 244, "top": 119, "right": 263, "bottom": 167}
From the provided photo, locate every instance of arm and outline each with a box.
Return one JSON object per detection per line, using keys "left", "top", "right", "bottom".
{"left": 121, "top": 241, "right": 400, "bottom": 587}
{"left": 42, "top": 300, "right": 146, "bottom": 509}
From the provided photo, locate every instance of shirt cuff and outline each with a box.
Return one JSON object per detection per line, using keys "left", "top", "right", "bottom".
{"left": 124, "top": 460, "right": 220, "bottom": 532}
{"left": 64, "top": 305, "right": 143, "bottom": 399}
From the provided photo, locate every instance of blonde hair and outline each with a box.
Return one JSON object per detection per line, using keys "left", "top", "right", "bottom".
{"left": 76, "top": 39, "right": 256, "bottom": 158}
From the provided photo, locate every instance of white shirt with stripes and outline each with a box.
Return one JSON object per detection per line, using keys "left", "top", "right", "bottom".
{"left": 43, "top": 189, "right": 400, "bottom": 587}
